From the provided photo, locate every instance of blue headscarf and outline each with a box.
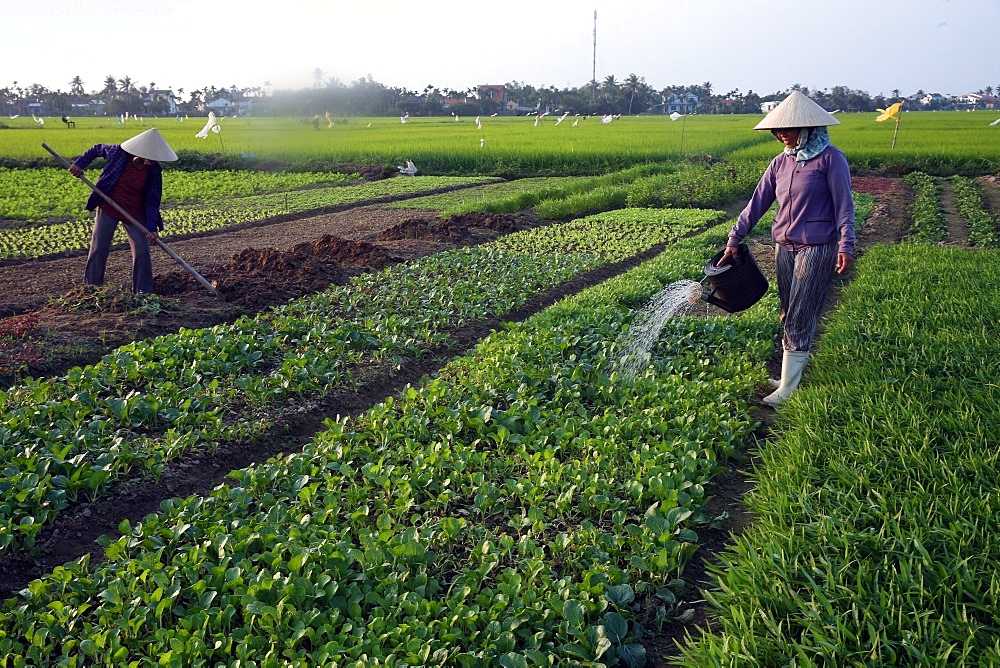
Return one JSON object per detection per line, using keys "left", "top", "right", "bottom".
{"left": 783, "top": 126, "right": 831, "bottom": 163}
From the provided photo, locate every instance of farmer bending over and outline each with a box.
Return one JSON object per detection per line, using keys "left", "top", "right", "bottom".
{"left": 69, "top": 127, "right": 177, "bottom": 294}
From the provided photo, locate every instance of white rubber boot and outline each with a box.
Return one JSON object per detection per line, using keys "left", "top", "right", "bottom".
{"left": 762, "top": 350, "right": 809, "bottom": 406}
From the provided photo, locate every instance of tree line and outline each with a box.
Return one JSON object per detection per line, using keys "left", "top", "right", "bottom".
{"left": 2, "top": 71, "right": 997, "bottom": 119}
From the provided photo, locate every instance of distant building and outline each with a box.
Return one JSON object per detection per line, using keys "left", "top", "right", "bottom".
{"left": 663, "top": 93, "right": 699, "bottom": 114}
{"left": 952, "top": 92, "right": 997, "bottom": 109}
{"left": 760, "top": 100, "right": 781, "bottom": 113}
{"left": 953, "top": 92, "right": 984, "bottom": 108}
{"left": 71, "top": 100, "right": 106, "bottom": 115}
{"left": 506, "top": 100, "right": 536, "bottom": 115}
{"left": 233, "top": 98, "right": 257, "bottom": 116}
{"left": 142, "top": 89, "right": 179, "bottom": 115}
{"left": 27, "top": 102, "right": 53, "bottom": 116}
{"left": 917, "top": 92, "right": 948, "bottom": 106}
{"left": 477, "top": 84, "right": 506, "bottom": 105}
{"left": 202, "top": 98, "right": 234, "bottom": 113}
{"left": 443, "top": 95, "right": 475, "bottom": 107}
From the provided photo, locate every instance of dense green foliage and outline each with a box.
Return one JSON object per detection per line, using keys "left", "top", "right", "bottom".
{"left": 391, "top": 161, "right": 767, "bottom": 223}
{"left": 0, "top": 167, "right": 357, "bottom": 224}
{"left": 678, "top": 244, "right": 1000, "bottom": 665}
{"left": 0, "top": 213, "right": 782, "bottom": 665}
{"left": 1, "top": 105, "right": 997, "bottom": 663}
{"left": 0, "top": 208, "right": 719, "bottom": 554}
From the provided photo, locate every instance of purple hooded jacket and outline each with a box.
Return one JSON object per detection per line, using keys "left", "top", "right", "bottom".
{"left": 728, "top": 145, "right": 855, "bottom": 255}
{"left": 72, "top": 144, "right": 165, "bottom": 231}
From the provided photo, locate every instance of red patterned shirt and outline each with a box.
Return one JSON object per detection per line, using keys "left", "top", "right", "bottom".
{"left": 99, "top": 159, "right": 149, "bottom": 223}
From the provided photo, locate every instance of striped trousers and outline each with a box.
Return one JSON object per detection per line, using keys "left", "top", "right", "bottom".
{"left": 775, "top": 240, "right": 838, "bottom": 352}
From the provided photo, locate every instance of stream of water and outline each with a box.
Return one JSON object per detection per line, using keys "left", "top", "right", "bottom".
{"left": 614, "top": 279, "right": 702, "bottom": 381}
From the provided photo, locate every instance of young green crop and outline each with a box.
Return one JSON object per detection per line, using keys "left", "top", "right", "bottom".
{"left": 0, "top": 207, "right": 718, "bottom": 552}
{"left": 0, "top": 216, "right": 780, "bottom": 665}
{"left": 677, "top": 243, "right": 1000, "bottom": 665}
{"left": 948, "top": 175, "right": 999, "bottom": 248}
{"left": 0, "top": 166, "right": 357, "bottom": 224}
{"left": 0, "top": 175, "right": 491, "bottom": 260}
{"left": 902, "top": 171, "right": 947, "bottom": 243}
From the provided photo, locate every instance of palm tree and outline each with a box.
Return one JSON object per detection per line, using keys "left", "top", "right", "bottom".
{"left": 622, "top": 73, "right": 643, "bottom": 114}
{"left": 102, "top": 76, "right": 117, "bottom": 97}
{"left": 69, "top": 76, "right": 84, "bottom": 96}
{"left": 117, "top": 76, "right": 133, "bottom": 116}
{"left": 602, "top": 75, "right": 618, "bottom": 97}
{"left": 891, "top": 89, "right": 901, "bottom": 99}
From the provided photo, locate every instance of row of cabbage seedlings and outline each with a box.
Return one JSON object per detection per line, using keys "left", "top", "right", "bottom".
{"left": 0, "top": 175, "right": 491, "bottom": 260}
{"left": 0, "top": 219, "right": 780, "bottom": 667}
{"left": 0, "top": 208, "right": 722, "bottom": 554}
{"left": 0, "top": 167, "right": 358, "bottom": 226}
{"left": 394, "top": 160, "right": 767, "bottom": 223}
{"left": 676, "top": 243, "right": 1000, "bottom": 663}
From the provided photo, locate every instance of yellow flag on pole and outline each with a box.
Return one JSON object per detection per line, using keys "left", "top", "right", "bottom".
{"left": 875, "top": 101, "right": 904, "bottom": 122}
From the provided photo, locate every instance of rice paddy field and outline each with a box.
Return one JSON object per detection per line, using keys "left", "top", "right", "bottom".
{"left": 4, "top": 109, "right": 999, "bottom": 175}
{"left": 0, "top": 110, "right": 999, "bottom": 665}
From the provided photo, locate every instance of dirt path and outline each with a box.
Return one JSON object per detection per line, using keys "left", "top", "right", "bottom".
{"left": 936, "top": 177, "right": 973, "bottom": 246}
{"left": 0, "top": 206, "right": 438, "bottom": 315}
{"left": 976, "top": 174, "right": 1000, "bottom": 226}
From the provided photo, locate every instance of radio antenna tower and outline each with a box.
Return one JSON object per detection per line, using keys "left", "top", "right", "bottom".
{"left": 592, "top": 10, "right": 597, "bottom": 100}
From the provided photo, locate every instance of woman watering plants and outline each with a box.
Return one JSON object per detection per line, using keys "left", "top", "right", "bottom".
{"left": 718, "top": 90, "right": 855, "bottom": 406}
{"left": 68, "top": 127, "right": 178, "bottom": 295}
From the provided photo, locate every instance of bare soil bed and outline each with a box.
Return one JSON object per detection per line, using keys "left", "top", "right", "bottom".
{"left": 0, "top": 175, "right": 925, "bottom": 659}
{"left": 0, "top": 202, "right": 532, "bottom": 380}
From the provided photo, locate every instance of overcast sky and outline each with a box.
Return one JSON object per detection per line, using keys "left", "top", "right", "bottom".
{"left": 5, "top": 0, "right": 997, "bottom": 99}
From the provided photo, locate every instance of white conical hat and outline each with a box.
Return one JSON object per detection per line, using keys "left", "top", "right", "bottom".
{"left": 120, "top": 128, "right": 178, "bottom": 161}
{"left": 753, "top": 90, "right": 840, "bottom": 130}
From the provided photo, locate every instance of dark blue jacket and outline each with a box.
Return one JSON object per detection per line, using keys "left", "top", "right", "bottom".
{"left": 72, "top": 144, "right": 165, "bottom": 231}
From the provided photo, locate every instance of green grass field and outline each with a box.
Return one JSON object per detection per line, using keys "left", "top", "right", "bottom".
{"left": 3, "top": 104, "right": 1000, "bottom": 665}
{"left": 4, "top": 110, "right": 998, "bottom": 176}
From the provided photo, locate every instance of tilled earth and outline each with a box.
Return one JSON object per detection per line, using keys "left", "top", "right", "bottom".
{"left": 0, "top": 204, "right": 535, "bottom": 378}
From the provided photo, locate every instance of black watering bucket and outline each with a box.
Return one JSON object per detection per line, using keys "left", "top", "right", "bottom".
{"left": 700, "top": 243, "right": 769, "bottom": 313}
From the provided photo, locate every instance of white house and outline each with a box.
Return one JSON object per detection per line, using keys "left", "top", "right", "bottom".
{"left": 953, "top": 92, "right": 983, "bottom": 108}
{"left": 918, "top": 92, "right": 948, "bottom": 106}
{"left": 143, "top": 89, "right": 178, "bottom": 115}
{"left": 663, "top": 93, "right": 699, "bottom": 114}
{"left": 203, "top": 98, "right": 234, "bottom": 113}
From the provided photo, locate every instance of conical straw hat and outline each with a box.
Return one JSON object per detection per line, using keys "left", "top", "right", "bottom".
{"left": 120, "top": 128, "right": 178, "bottom": 161}
{"left": 753, "top": 90, "right": 840, "bottom": 130}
